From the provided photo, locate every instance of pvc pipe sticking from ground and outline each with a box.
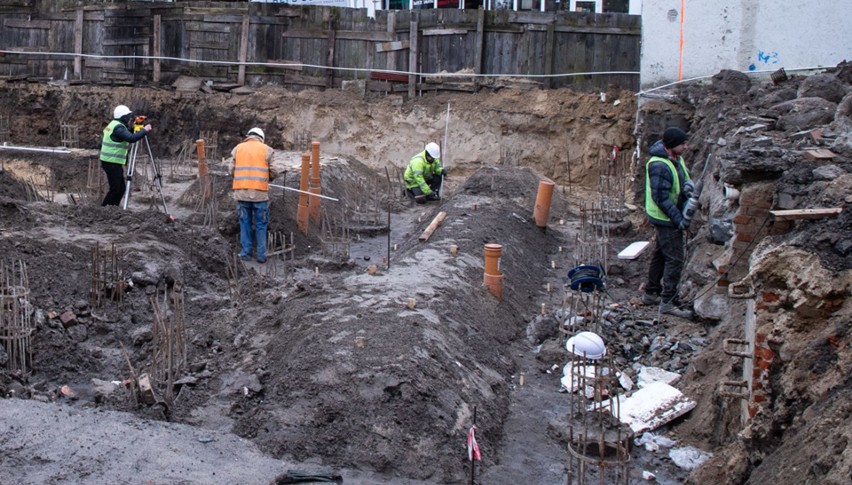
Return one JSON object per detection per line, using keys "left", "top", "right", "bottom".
{"left": 483, "top": 243, "right": 503, "bottom": 300}
{"left": 533, "top": 179, "right": 555, "bottom": 229}
{"left": 297, "top": 152, "right": 310, "bottom": 234}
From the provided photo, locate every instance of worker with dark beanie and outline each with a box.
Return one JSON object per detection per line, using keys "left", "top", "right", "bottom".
{"left": 641, "top": 126, "right": 694, "bottom": 319}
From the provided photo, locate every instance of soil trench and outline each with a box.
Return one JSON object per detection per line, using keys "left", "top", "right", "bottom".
{"left": 2, "top": 69, "right": 851, "bottom": 485}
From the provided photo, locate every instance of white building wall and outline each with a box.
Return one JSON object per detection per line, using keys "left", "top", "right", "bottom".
{"left": 641, "top": 1, "right": 852, "bottom": 88}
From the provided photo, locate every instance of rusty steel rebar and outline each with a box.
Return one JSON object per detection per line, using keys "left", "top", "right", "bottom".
{"left": 150, "top": 285, "right": 187, "bottom": 405}
{"left": 0, "top": 260, "right": 33, "bottom": 376}
{"left": 565, "top": 351, "right": 630, "bottom": 484}
{"left": 90, "top": 242, "right": 127, "bottom": 308}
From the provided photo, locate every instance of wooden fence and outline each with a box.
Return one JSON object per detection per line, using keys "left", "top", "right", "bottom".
{"left": 0, "top": 1, "right": 640, "bottom": 93}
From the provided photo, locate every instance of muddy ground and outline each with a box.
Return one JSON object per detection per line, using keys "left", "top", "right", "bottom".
{"left": 1, "top": 67, "right": 851, "bottom": 485}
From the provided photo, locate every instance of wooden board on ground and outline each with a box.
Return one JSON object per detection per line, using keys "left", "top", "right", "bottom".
{"left": 419, "top": 211, "right": 447, "bottom": 242}
{"left": 769, "top": 208, "right": 842, "bottom": 221}
{"left": 618, "top": 241, "right": 651, "bottom": 260}
{"left": 802, "top": 148, "right": 836, "bottom": 160}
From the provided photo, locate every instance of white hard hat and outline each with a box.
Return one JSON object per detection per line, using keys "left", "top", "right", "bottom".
{"left": 113, "top": 105, "right": 132, "bottom": 119}
{"left": 247, "top": 127, "right": 265, "bottom": 141}
{"left": 425, "top": 142, "right": 440, "bottom": 159}
{"left": 565, "top": 331, "right": 606, "bottom": 360}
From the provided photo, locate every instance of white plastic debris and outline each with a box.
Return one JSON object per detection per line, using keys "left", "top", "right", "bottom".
{"left": 635, "top": 432, "right": 677, "bottom": 452}
{"left": 636, "top": 365, "right": 681, "bottom": 388}
{"left": 600, "top": 381, "right": 696, "bottom": 433}
{"left": 669, "top": 446, "right": 712, "bottom": 470}
{"left": 561, "top": 362, "right": 611, "bottom": 399}
{"left": 617, "top": 371, "right": 634, "bottom": 392}
{"left": 641, "top": 470, "right": 656, "bottom": 481}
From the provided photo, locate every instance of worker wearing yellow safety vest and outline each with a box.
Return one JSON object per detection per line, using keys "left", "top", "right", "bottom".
{"left": 231, "top": 127, "right": 276, "bottom": 263}
{"left": 643, "top": 127, "right": 694, "bottom": 319}
{"left": 404, "top": 142, "right": 445, "bottom": 204}
{"left": 99, "top": 105, "right": 152, "bottom": 206}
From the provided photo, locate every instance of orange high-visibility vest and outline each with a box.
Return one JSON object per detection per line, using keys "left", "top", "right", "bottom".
{"left": 232, "top": 139, "right": 269, "bottom": 191}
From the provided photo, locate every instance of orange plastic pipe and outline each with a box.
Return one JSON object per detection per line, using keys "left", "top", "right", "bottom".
{"left": 310, "top": 140, "right": 321, "bottom": 222}
{"left": 297, "top": 152, "right": 311, "bottom": 234}
{"left": 533, "top": 179, "right": 555, "bottom": 228}
{"left": 483, "top": 243, "right": 503, "bottom": 300}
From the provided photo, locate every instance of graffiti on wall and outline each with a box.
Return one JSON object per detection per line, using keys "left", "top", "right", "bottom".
{"left": 748, "top": 50, "right": 780, "bottom": 71}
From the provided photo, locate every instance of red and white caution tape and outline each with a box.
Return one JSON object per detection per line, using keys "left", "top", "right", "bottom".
{"left": 467, "top": 425, "right": 481, "bottom": 462}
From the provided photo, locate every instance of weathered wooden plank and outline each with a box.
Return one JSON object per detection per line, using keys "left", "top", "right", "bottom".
{"left": 73, "top": 8, "right": 83, "bottom": 78}
{"left": 553, "top": 25, "right": 640, "bottom": 36}
{"left": 5, "top": 19, "right": 51, "bottom": 29}
{"left": 543, "top": 21, "right": 555, "bottom": 88}
{"left": 371, "top": 71, "right": 408, "bottom": 82}
{"left": 84, "top": 58, "right": 125, "bottom": 69}
{"left": 325, "top": 19, "right": 336, "bottom": 88}
{"left": 376, "top": 40, "right": 408, "bottom": 53}
{"left": 186, "top": 22, "right": 231, "bottom": 33}
{"left": 283, "top": 72, "right": 327, "bottom": 87}
{"left": 103, "top": 39, "right": 149, "bottom": 46}
{"left": 238, "top": 14, "right": 249, "bottom": 85}
{"left": 408, "top": 19, "right": 417, "bottom": 98}
{"left": 423, "top": 28, "right": 468, "bottom": 36}
{"left": 152, "top": 14, "right": 160, "bottom": 82}
{"left": 284, "top": 29, "right": 392, "bottom": 42}
{"left": 4, "top": 46, "right": 49, "bottom": 53}
{"left": 188, "top": 41, "right": 230, "bottom": 51}
{"left": 769, "top": 208, "right": 842, "bottom": 221}
{"left": 266, "top": 60, "right": 303, "bottom": 71}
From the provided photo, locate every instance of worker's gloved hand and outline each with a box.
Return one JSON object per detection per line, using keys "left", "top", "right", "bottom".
{"left": 441, "top": 167, "right": 448, "bottom": 177}
{"left": 683, "top": 180, "right": 695, "bottom": 198}
{"left": 678, "top": 218, "right": 691, "bottom": 231}
{"left": 426, "top": 192, "right": 440, "bottom": 201}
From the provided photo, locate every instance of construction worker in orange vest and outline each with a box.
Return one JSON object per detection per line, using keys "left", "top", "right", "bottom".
{"left": 231, "top": 127, "right": 276, "bottom": 263}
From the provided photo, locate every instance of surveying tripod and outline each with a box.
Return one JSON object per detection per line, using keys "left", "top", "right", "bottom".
{"left": 121, "top": 116, "right": 172, "bottom": 219}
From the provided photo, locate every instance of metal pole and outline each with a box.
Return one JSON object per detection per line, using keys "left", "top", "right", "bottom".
{"left": 143, "top": 136, "right": 173, "bottom": 219}
{"left": 440, "top": 102, "right": 450, "bottom": 197}
{"left": 385, "top": 167, "right": 391, "bottom": 269}
{"left": 468, "top": 405, "right": 477, "bottom": 485}
{"left": 121, "top": 142, "right": 139, "bottom": 209}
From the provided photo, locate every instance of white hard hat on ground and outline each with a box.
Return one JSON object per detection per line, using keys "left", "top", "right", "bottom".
{"left": 113, "top": 105, "right": 132, "bottom": 119}
{"left": 247, "top": 127, "right": 265, "bottom": 141}
{"left": 425, "top": 142, "right": 440, "bottom": 159}
{"left": 565, "top": 331, "right": 606, "bottom": 360}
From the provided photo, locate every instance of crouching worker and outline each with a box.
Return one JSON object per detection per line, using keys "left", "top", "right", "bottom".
{"left": 231, "top": 127, "right": 276, "bottom": 263}
{"left": 404, "top": 142, "right": 444, "bottom": 204}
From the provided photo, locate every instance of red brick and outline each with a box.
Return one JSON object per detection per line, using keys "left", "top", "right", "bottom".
{"left": 754, "top": 346, "right": 775, "bottom": 361}
{"left": 745, "top": 205, "right": 770, "bottom": 217}
{"left": 752, "top": 393, "right": 767, "bottom": 403}
{"left": 748, "top": 405, "right": 759, "bottom": 418}
{"left": 732, "top": 240, "right": 752, "bottom": 251}
{"left": 755, "top": 333, "right": 767, "bottom": 344}
{"left": 733, "top": 214, "right": 754, "bottom": 225}
{"left": 736, "top": 232, "right": 754, "bottom": 243}
{"left": 761, "top": 291, "right": 780, "bottom": 303}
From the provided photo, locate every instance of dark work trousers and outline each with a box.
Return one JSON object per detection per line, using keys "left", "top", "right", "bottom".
{"left": 101, "top": 161, "right": 126, "bottom": 207}
{"left": 405, "top": 177, "right": 442, "bottom": 204}
{"left": 646, "top": 225, "right": 685, "bottom": 303}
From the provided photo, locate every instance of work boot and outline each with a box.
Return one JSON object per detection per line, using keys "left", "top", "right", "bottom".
{"left": 659, "top": 302, "right": 693, "bottom": 319}
{"left": 641, "top": 293, "right": 660, "bottom": 305}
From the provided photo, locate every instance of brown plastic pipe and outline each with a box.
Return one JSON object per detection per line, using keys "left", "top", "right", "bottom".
{"left": 310, "top": 140, "right": 321, "bottom": 222}
{"left": 483, "top": 243, "right": 503, "bottom": 300}
{"left": 297, "top": 151, "right": 311, "bottom": 234}
{"left": 533, "top": 179, "right": 555, "bottom": 229}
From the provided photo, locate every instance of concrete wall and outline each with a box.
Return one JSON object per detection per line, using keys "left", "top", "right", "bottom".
{"left": 640, "top": 1, "right": 852, "bottom": 88}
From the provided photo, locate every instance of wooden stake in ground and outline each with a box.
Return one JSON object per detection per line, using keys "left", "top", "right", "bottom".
{"left": 419, "top": 211, "right": 447, "bottom": 242}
